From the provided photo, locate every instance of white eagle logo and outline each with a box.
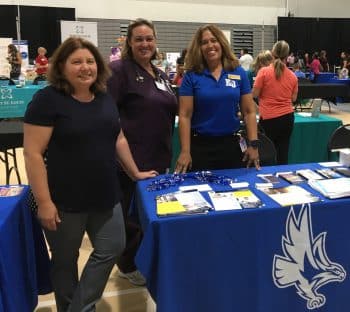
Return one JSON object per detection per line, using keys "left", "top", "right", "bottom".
{"left": 272, "top": 204, "right": 346, "bottom": 310}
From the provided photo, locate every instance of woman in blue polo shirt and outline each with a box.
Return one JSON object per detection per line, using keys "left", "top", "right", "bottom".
{"left": 175, "top": 24, "right": 259, "bottom": 173}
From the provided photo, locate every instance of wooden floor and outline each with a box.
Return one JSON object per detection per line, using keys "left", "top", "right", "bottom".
{"left": 1, "top": 101, "right": 350, "bottom": 312}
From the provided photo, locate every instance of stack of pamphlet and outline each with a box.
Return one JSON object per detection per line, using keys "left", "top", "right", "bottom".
{"left": 262, "top": 185, "right": 320, "bottom": 206}
{"left": 156, "top": 191, "right": 212, "bottom": 217}
{"left": 231, "top": 189, "right": 263, "bottom": 208}
{"left": 308, "top": 178, "right": 350, "bottom": 199}
{"left": 276, "top": 171, "right": 305, "bottom": 184}
{"left": 296, "top": 169, "right": 324, "bottom": 180}
{"left": 208, "top": 189, "right": 262, "bottom": 210}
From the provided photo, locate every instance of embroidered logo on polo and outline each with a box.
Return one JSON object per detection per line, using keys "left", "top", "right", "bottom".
{"left": 272, "top": 204, "right": 346, "bottom": 310}
{"left": 225, "top": 79, "right": 236, "bottom": 88}
{"left": 0, "top": 87, "right": 13, "bottom": 100}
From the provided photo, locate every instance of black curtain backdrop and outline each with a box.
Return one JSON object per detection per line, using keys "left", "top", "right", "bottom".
{"left": 0, "top": 5, "right": 75, "bottom": 62}
{"left": 278, "top": 17, "right": 350, "bottom": 69}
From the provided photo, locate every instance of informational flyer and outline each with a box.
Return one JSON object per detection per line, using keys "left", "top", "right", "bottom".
{"left": 0, "top": 186, "right": 24, "bottom": 197}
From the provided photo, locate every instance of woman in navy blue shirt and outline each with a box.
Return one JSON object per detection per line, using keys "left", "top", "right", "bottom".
{"left": 23, "top": 37, "right": 157, "bottom": 312}
{"left": 175, "top": 24, "right": 259, "bottom": 173}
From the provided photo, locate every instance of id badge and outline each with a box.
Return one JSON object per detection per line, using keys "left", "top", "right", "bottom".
{"left": 239, "top": 136, "right": 247, "bottom": 152}
{"left": 155, "top": 80, "right": 167, "bottom": 91}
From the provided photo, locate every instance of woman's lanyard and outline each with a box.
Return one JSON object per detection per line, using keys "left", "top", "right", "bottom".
{"left": 134, "top": 62, "right": 175, "bottom": 96}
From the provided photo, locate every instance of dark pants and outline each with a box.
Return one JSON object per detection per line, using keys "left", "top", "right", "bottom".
{"left": 259, "top": 112, "right": 294, "bottom": 165}
{"left": 116, "top": 168, "right": 168, "bottom": 273}
{"left": 191, "top": 133, "right": 244, "bottom": 171}
{"left": 44, "top": 204, "right": 125, "bottom": 312}
{"left": 116, "top": 171, "right": 139, "bottom": 273}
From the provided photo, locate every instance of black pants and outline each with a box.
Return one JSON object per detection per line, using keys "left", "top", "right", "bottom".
{"left": 191, "top": 133, "right": 244, "bottom": 171}
{"left": 259, "top": 112, "right": 294, "bottom": 165}
{"left": 117, "top": 168, "right": 166, "bottom": 273}
{"left": 115, "top": 171, "right": 139, "bottom": 273}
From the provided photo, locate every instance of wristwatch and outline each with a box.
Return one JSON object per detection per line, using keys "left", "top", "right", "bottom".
{"left": 247, "top": 139, "right": 260, "bottom": 149}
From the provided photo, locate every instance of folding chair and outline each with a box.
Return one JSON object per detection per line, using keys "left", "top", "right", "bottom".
{"left": 258, "top": 132, "right": 277, "bottom": 166}
{"left": 327, "top": 124, "right": 350, "bottom": 160}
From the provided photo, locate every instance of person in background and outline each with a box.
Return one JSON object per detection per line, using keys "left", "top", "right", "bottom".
{"left": 286, "top": 52, "right": 295, "bottom": 67}
{"left": 23, "top": 37, "right": 157, "bottom": 311}
{"left": 109, "top": 46, "right": 121, "bottom": 62}
{"left": 239, "top": 48, "right": 254, "bottom": 71}
{"left": 310, "top": 52, "right": 322, "bottom": 81}
{"left": 319, "top": 50, "right": 330, "bottom": 72}
{"left": 35, "top": 46, "right": 49, "bottom": 77}
{"left": 247, "top": 50, "right": 273, "bottom": 88}
{"left": 175, "top": 24, "right": 259, "bottom": 173}
{"left": 172, "top": 56, "right": 185, "bottom": 86}
{"left": 303, "top": 52, "right": 311, "bottom": 71}
{"left": 107, "top": 18, "right": 178, "bottom": 286}
{"left": 178, "top": 48, "right": 187, "bottom": 61}
{"left": 292, "top": 62, "right": 306, "bottom": 79}
{"left": 340, "top": 51, "right": 348, "bottom": 68}
{"left": 7, "top": 44, "right": 22, "bottom": 79}
{"left": 340, "top": 51, "right": 350, "bottom": 72}
{"left": 153, "top": 51, "right": 170, "bottom": 75}
{"left": 296, "top": 51, "right": 304, "bottom": 68}
{"left": 252, "top": 40, "right": 298, "bottom": 165}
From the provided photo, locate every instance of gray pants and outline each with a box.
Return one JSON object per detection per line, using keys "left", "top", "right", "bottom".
{"left": 44, "top": 203, "right": 125, "bottom": 312}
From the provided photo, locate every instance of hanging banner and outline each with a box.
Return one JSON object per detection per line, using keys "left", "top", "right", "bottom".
{"left": 12, "top": 39, "right": 29, "bottom": 71}
{"left": 60, "top": 21, "right": 98, "bottom": 46}
{"left": 0, "top": 38, "right": 13, "bottom": 77}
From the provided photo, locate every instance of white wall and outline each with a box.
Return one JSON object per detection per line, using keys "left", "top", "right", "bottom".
{"left": 1, "top": 0, "right": 350, "bottom": 25}
{"left": 288, "top": 0, "right": 350, "bottom": 18}
{"left": 0, "top": 0, "right": 285, "bottom": 25}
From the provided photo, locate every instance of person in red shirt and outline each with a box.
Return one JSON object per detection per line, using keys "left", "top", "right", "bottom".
{"left": 310, "top": 52, "right": 322, "bottom": 80}
{"left": 35, "top": 46, "right": 49, "bottom": 77}
{"left": 172, "top": 57, "right": 185, "bottom": 86}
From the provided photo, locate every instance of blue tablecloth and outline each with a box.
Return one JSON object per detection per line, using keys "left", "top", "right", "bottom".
{"left": 0, "top": 186, "right": 51, "bottom": 312}
{"left": 0, "top": 85, "right": 42, "bottom": 118}
{"left": 315, "top": 72, "right": 336, "bottom": 83}
{"left": 328, "top": 78, "right": 350, "bottom": 103}
{"left": 329, "top": 78, "right": 350, "bottom": 86}
{"left": 135, "top": 163, "right": 350, "bottom": 312}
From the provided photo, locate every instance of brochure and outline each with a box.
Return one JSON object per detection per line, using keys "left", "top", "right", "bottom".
{"left": 0, "top": 186, "right": 24, "bottom": 197}
{"left": 296, "top": 169, "right": 324, "bottom": 181}
{"left": 156, "top": 191, "right": 212, "bottom": 217}
{"left": 318, "top": 162, "right": 341, "bottom": 167}
{"left": 333, "top": 167, "right": 350, "bottom": 177}
{"left": 262, "top": 185, "right": 320, "bottom": 206}
{"left": 316, "top": 168, "right": 342, "bottom": 179}
{"left": 179, "top": 184, "right": 212, "bottom": 192}
{"left": 257, "top": 174, "right": 280, "bottom": 184}
{"left": 231, "top": 189, "right": 263, "bottom": 209}
{"left": 276, "top": 171, "right": 305, "bottom": 184}
{"left": 208, "top": 191, "right": 242, "bottom": 211}
{"left": 308, "top": 178, "right": 350, "bottom": 199}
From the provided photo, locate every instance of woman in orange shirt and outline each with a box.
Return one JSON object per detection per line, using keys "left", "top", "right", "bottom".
{"left": 252, "top": 40, "right": 298, "bottom": 164}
